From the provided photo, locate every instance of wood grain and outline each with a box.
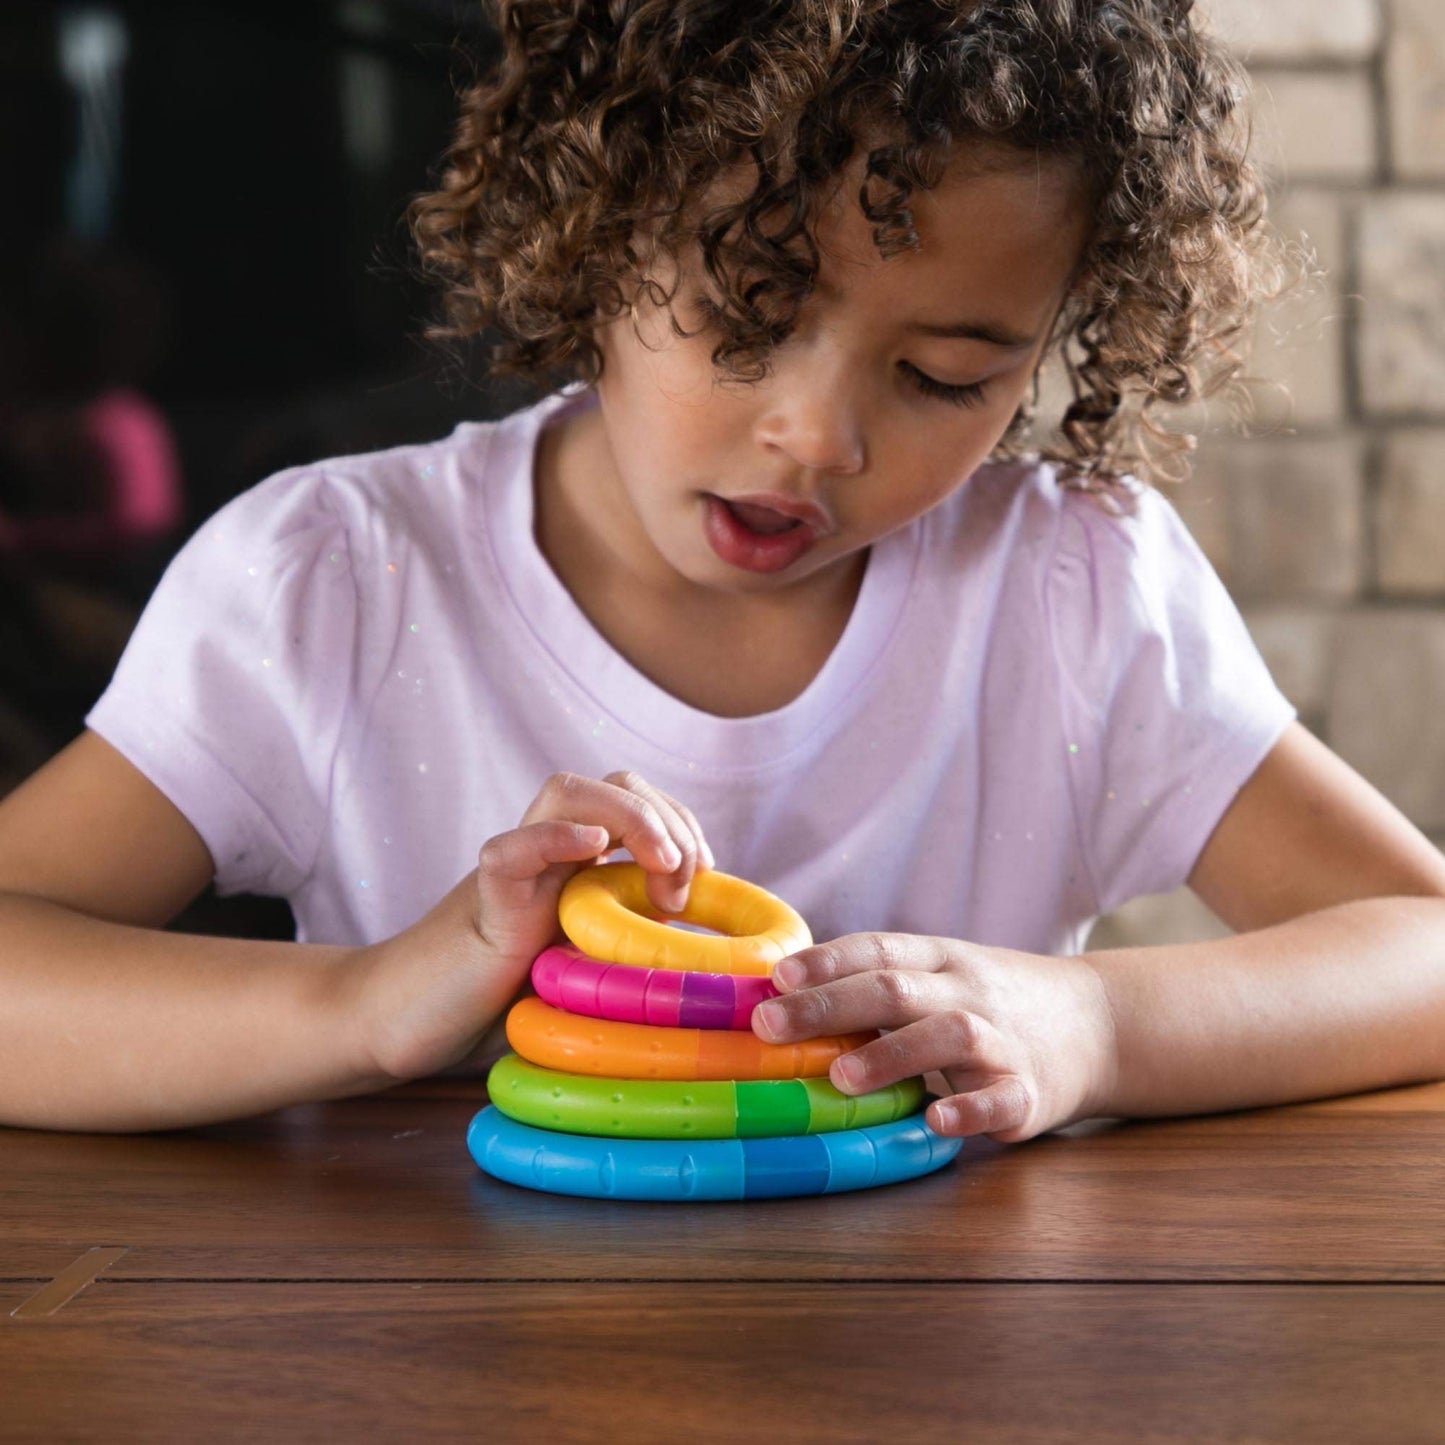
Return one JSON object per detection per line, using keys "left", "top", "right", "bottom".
{"left": 4, "top": 1080, "right": 1445, "bottom": 1282}
{"left": 2, "top": 1281, "right": 1443, "bottom": 1443}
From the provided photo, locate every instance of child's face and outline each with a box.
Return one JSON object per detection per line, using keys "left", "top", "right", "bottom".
{"left": 585, "top": 147, "right": 1092, "bottom": 595}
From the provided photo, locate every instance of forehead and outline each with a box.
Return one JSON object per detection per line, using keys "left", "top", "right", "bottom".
{"left": 817, "top": 147, "right": 1092, "bottom": 319}
{"left": 691, "top": 143, "right": 1092, "bottom": 334}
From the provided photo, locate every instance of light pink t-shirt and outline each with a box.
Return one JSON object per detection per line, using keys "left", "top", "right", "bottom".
{"left": 87, "top": 389, "right": 1295, "bottom": 954}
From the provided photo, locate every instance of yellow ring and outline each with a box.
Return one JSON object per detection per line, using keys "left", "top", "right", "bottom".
{"left": 558, "top": 861, "right": 812, "bottom": 975}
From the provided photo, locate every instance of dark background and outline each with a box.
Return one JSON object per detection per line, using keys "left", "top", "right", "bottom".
{"left": 0, "top": 0, "right": 522, "bottom": 936}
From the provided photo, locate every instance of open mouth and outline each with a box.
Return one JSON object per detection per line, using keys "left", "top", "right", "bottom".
{"left": 701, "top": 495, "right": 820, "bottom": 574}
{"left": 722, "top": 499, "right": 805, "bottom": 536}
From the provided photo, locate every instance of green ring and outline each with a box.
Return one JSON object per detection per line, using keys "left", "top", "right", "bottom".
{"left": 486, "top": 1053, "right": 926, "bottom": 1140}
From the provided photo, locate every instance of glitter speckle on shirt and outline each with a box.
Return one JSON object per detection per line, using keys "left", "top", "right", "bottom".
{"left": 417, "top": 762, "right": 429, "bottom": 774}
{"left": 409, "top": 623, "right": 420, "bottom": 634}
{"left": 1068, "top": 743, "right": 1079, "bottom": 754}
{"left": 387, "top": 562, "right": 398, "bottom": 574}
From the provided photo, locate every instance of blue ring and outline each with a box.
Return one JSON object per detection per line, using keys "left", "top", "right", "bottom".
{"left": 467, "top": 1106, "right": 963, "bottom": 1201}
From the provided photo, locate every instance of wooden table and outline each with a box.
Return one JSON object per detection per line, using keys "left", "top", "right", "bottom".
{"left": 4, "top": 1079, "right": 1445, "bottom": 1443}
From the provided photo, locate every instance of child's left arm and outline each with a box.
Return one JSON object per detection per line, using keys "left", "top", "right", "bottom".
{"left": 753, "top": 723, "right": 1445, "bottom": 1142}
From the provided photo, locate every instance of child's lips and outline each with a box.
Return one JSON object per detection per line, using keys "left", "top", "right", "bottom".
{"left": 701, "top": 494, "right": 824, "bottom": 573}
{"left": 719, "top": 492, "right": 833, "bottom": 535}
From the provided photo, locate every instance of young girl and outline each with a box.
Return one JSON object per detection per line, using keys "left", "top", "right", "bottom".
{"left": 2, "top": 0, "right": 1443, "bottom": 1138}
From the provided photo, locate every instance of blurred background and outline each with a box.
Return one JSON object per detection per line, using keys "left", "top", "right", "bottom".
{"left": 0, "top": 1, "right": 1442, "bottom": 945}
{"left": 0, "top": 0, "right": 517, "bottom": 936}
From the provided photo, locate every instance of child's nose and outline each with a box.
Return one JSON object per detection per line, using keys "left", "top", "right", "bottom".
{"left": 751, "top": 371, "right": 867, "bottom": 476}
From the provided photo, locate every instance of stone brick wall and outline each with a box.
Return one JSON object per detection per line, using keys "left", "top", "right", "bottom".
{"left": 1087, "top": 0, "right": 1445, "bottom": 949}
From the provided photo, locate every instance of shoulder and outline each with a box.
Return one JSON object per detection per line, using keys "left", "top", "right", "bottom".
{"left": 929, "top": 449, "right": 1157, "bottom": 533}
{"left": 186, "top": 396, "right": 556, "bottom": 573}
{"left": 928, "top": 452, "right": 1204, "bottom": 616}
{"left": 1040, "top": 465, "right": 1219, "bottom": 636}
{"left": 924, "top": 453, "right": 1178, "bottom": 589}
{"left": 207, "top": 429, "right": 483, "bottom": 554}
{"left": 925, "top": 454, "right": 1231, "bottom": 690}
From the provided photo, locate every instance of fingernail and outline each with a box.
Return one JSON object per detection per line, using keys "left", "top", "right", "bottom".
{"left": 701, "top": 842, "right": 717, "bottom": 870}
{"left": 755, "top": 1002, "right": 785, "bottom": 1040}
{"left": 773, "top": 959, "right": 804, "bottom": 990}
{"left": 932, "top": 1103, "right": 961, "bottom": 1134}
{"left": 659, "top": 839, "right": 682, "bottom": 870}
{"left": 834, "top": 1055, "right": 864, "bottom": 1091}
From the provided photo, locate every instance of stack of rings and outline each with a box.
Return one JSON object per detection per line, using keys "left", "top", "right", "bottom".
{"left": 467, "top": 861, "right": 962, "bottom": 1201}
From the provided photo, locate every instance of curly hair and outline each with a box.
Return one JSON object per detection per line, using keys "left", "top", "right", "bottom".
{"left": 408, "top": 0, "right": 1280, "bottom": 485}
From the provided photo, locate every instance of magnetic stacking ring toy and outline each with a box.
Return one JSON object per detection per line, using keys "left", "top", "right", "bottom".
{"left": 507, "top": 996, "right": 873, "bottom": 1081}
{"left": 558, "top": 862, "right": 811, "bottom": 975}
{"left": 469, "top": 1106, "right": 964, "bottom": 1200}
{"left": 532, "top": 944, "right": 779, "bottom": 1029}
{"left": 488, "top": 1053, "right": 925, "bottom": 1139}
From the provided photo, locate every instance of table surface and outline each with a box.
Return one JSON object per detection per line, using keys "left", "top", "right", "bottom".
{"left": 5, "top": 1077, "right": 1445, "bottom": 1443}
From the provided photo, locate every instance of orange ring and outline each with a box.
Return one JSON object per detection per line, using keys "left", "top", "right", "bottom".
{"left": 557, "top": 862, "right": 811, "bottom": 976}
{"left": 506, "top": 997, "right": 873, "bottom": 1081}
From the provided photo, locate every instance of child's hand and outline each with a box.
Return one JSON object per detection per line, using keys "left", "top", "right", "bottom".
{"left": 352, "top": 770, "right": 713, "bottom": 1083}
{"left": 751, "top": 935, "right": 1116, "bottom": 1143}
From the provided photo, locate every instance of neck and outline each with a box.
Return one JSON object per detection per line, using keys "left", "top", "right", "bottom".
{"left": 530, "top": 398, "right": 870, "bottom": 717}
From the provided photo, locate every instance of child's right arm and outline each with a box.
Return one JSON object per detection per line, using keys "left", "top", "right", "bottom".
{"left": 0, "top": 733, "right": 707, "bottom": 1132}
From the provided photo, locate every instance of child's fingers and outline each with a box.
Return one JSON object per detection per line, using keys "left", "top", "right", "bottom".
{"left": 476, "top": 820, "right": 611, "bottom": 891}
{"left": 821, "top": 1010, "right": 1015, "bottom": 1097}
{"left": 656, "top": 789, "right": 716, "bottom": 874}
{"left": 927, "top": 1077, "right": 1036, "bottom": 1142}
{"left": 600, "top": 770, "right": 710, "bottom": 912}
{"left": 472, "top": 820, "right": 612, "bottom": 958}
{"left": 521, "top": 771, "right": 686, "bottom": 884}
{"left": 752, "top": 966, "right": 951, "bottom": 1043}
{"left": 770, "top": 932, "right": 955, "bottom": 992}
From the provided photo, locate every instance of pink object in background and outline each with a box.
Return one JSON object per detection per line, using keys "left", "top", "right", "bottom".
{"left": 0, "top": 388, "right": 182, "bottom": 556}
{"left": 83, "top": 387, "right": 183, "bottom": 541}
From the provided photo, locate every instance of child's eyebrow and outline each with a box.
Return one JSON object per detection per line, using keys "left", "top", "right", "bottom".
{"left": 907, "top": 318, "right": 1037, "bottom": 348}
{"left": 806, "top": 273, "right": 1037, "bottom": 349}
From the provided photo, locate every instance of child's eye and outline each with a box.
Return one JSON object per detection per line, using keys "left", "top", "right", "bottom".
{"left": 900, "top": 361, "right": 988, "bottom": 409}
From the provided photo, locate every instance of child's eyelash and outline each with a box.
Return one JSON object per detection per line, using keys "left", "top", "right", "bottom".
{"left": 900, "top": 362, "right": 988, "bottom": 409}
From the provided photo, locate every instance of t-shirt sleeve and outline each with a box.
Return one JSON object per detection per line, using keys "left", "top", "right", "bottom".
{"left": 1043, "top": 480, "right": 1297, "bottom": 916}
{"left": 85, "top": 468, "right": 358, "bottom": 898}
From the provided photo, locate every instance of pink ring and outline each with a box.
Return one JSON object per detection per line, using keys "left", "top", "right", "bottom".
{"left": 532, "top": 944, "right": 778, "bottom": 1031}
